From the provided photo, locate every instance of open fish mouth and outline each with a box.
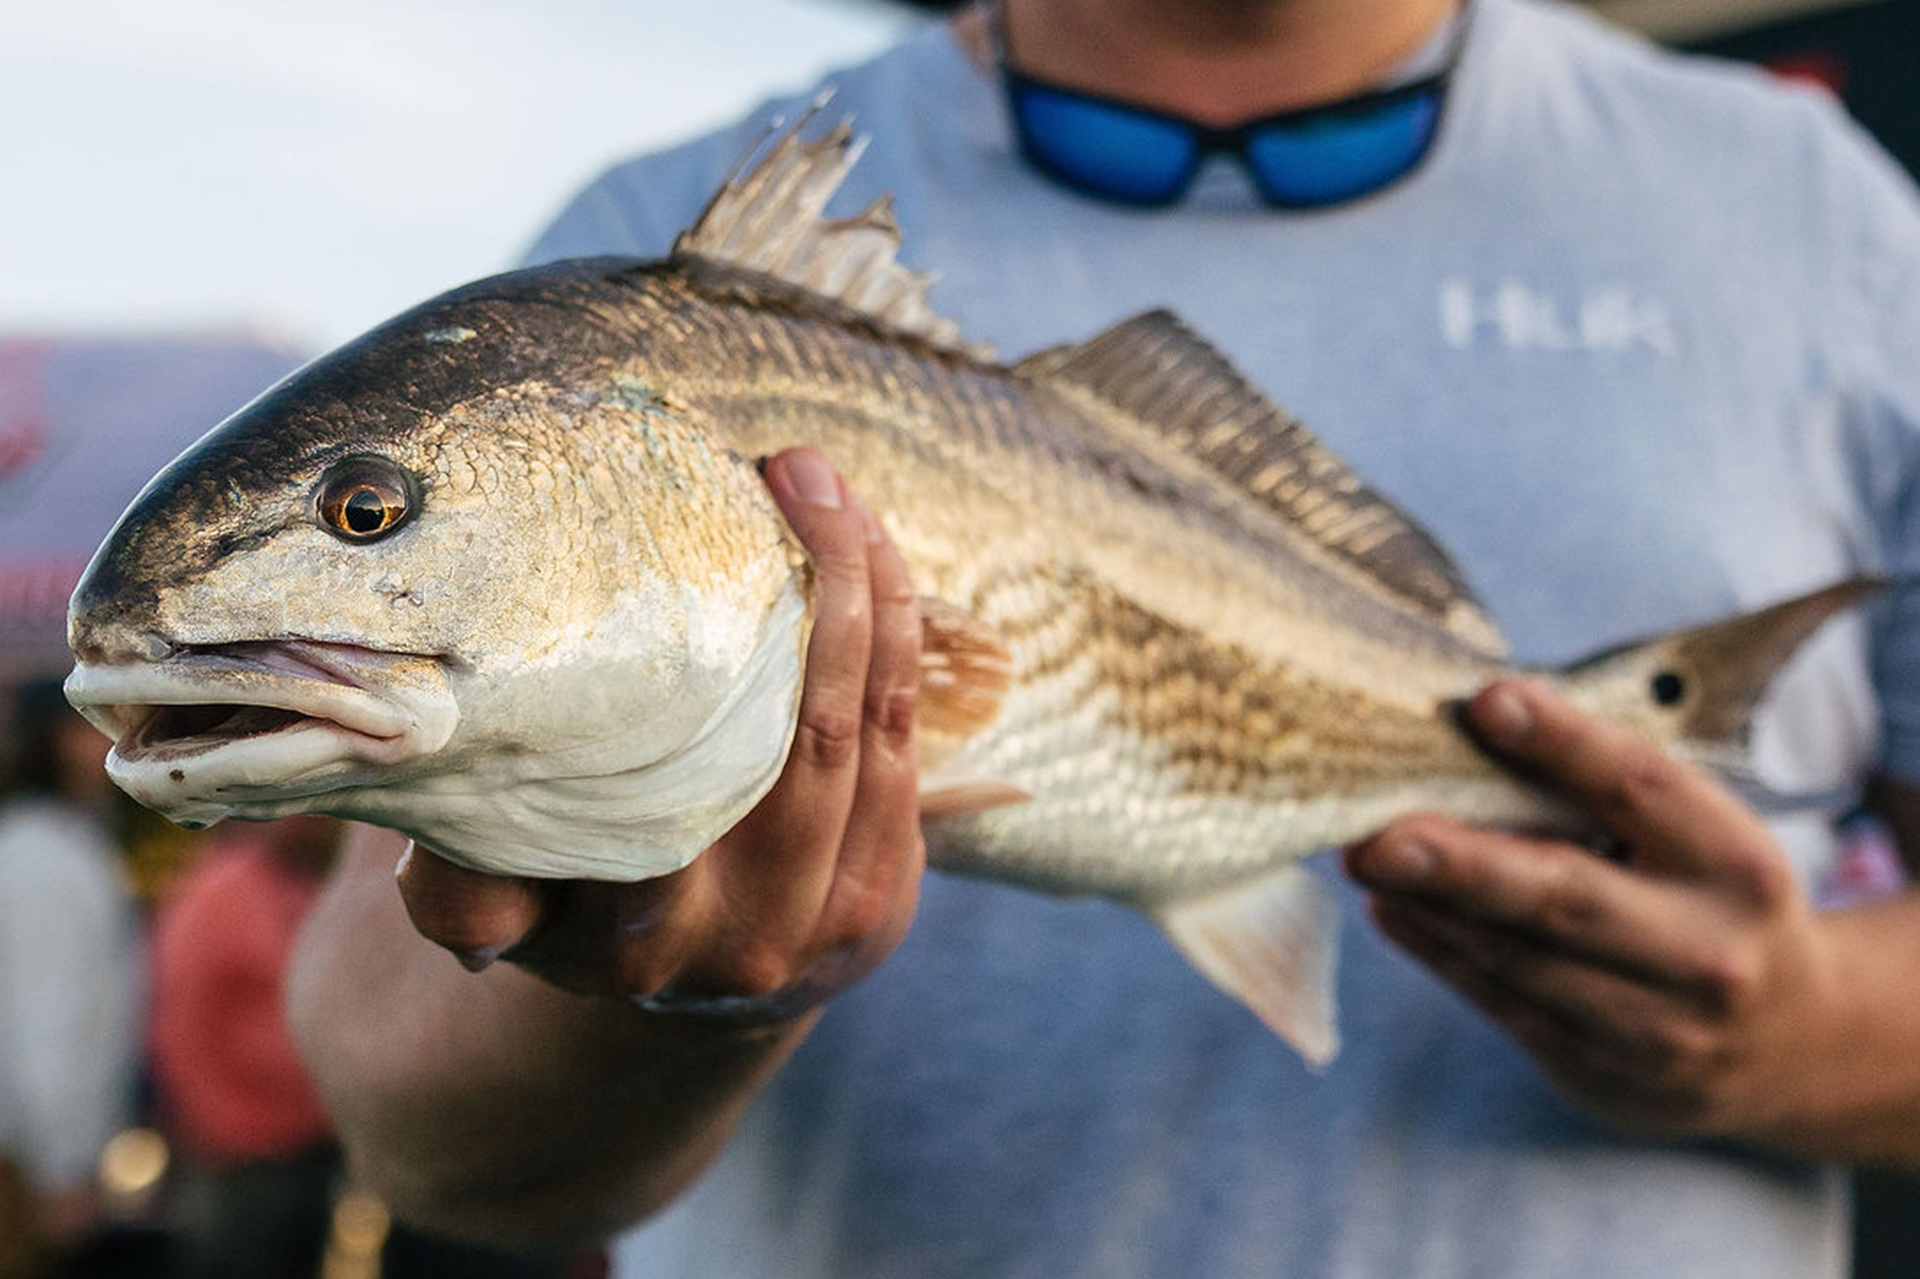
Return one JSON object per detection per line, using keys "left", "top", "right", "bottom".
{"left": 125, "top": 701, "right": 335, "bottom": 761}
{"left": 65, "top": 639, "right": 459, "bottom": 824}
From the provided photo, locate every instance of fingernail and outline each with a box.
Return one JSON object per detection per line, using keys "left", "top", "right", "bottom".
{"left": 782, "top": 451, "right": 841, "bottom": 509}
{"left": 1354, "top": 835, "right": 1433, "bottom": 886}
{"left": 1476, "top": 683, "right": 1534, "bottom": 744}
{"left": 858, "top": 501, "right": 885, "bottom": 545}
{"left": 394, "top": 846, "right": 413, "bottom": 879}
{"left": 455, "top": 945, "right": 501, "bottom": 973}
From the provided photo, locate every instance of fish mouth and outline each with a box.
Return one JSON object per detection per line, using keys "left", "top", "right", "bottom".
{"left": 124, "top": 702, "right": 336, "bottom": 762}
{"left": 65, "top": 639, "right": 459, "bottom": 824}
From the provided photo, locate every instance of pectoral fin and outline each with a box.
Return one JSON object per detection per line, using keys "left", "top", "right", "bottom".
{"left": 1153, "top": 867, "right": 1340, "bottom": 1067}
{"left": 911, "top": 597, "right": 1025, "bottom": 820}
{"left": 916, "top": 596, "right": 1012, "bottom": 770}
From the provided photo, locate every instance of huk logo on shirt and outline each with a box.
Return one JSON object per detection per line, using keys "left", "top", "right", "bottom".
{"left": 1439, "top": 278, "right": 1678, "bottom": 357}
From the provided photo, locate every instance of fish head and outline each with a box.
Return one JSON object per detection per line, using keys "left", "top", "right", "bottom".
{"left": 66, "top": 269, "right": 810, "bottom": 878}
{"left": 64, "top": 361, "right": 469, "bottom": 829}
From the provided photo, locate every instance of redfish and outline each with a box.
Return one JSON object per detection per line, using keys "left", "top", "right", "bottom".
{"left": 65, "top": 120, "right": 1870, "bottom": 1062}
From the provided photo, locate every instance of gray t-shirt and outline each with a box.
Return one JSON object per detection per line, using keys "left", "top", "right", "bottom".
{"left": 524, "top": 1, "right": 1920, "bottom": 1274}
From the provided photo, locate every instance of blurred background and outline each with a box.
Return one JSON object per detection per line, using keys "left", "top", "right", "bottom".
{"left": 0, "top": 0, "right": 1914, "bottom": 1275}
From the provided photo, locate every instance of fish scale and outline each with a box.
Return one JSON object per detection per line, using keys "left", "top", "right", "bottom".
{"left": 659, "top": 279, "right": 1492, "bottom": 708}
{"left": 654, "top": 294, "right": 1512, "bottom": 867}
{"left": 63, "top": 117, "right": 1875, "bottom": 1064}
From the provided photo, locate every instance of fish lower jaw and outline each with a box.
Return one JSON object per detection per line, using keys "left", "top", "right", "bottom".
{"left": 66, "top": 648, "right": 459, "bottom": 828}
{"left": 105, "top": 717, "right": 433, "bottom": 827}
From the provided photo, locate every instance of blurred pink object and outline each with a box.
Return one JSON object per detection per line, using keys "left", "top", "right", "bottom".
{"left": 149, "top": 823, "right": 335, "bottom": 1166}
{"left": 1821, "top": 818, "right": 1908, "bottom": 907}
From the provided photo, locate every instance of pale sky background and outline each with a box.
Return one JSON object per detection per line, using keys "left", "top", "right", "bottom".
{"left": 0, "top": 0, "right": 920, "bottom": 353}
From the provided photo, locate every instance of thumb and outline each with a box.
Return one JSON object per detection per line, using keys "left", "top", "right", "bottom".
{"left": 1463, "top": 679, "right": 1792, "bottom": 901}
{"left": 396, "top": 843, "right": 545, "bottom": 971}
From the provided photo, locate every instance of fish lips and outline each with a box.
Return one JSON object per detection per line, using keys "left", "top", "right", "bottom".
{"left": 65, "top": 640, "right": 459, "bottom": 826}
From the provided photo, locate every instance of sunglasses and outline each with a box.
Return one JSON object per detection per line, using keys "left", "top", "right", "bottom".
{"left": 998, "top": 16, "right": 1462, "bottom": 210}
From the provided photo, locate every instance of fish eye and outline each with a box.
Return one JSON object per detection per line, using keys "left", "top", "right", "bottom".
{"left": 1650, "top": 670, "right": 1687, "bottom": 707}
{"left": 316, "top": 457, "right": 416, "bottom": 543}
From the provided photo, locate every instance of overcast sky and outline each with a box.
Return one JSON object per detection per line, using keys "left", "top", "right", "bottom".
{"left": 0, "top": 0, "right": 917, "bottom": 351}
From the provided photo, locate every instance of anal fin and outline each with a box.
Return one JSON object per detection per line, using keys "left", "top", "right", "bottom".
{"left": 1152, "top": 867, "right": 1340, "bottom": 1067}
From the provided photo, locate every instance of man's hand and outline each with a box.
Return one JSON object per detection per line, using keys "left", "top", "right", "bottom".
{"left": 289, "top": 448, "right": 928, "bottom": 1238}
{"left": 1344, "top": 679, "right": 1845, "bottom": 1145}
{"left": 394, "top": 447, "right": 926, "bottom": 1019}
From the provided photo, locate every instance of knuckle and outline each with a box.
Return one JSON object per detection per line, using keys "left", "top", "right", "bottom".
{"left": 795, "top": 708, "right": 864, "bottom": 770}
{"left": 1639, "top": 1018, "right": 1714, "bottom": 1074}
{"left": 825, "top": 835, "right": 924, "bottom": 952}
{"left": 830, "top": 873, "right": 904, "bottom": 948}
{"left": 613, "top": 949, "right": 675, "bottom": 1000}
{"left": 868, "top": 686, "right": 918, "bottom": 748}
{"left": 824, "top": 888, "right": 893, "bottom": 952}
{"left": 1599, "top": 750, "right": 1674, "bottom": 818}
{"left": 1536, "top": 858, "right": 1606, "bottom": 937}
{"left": 1728, "top": 842, "right": 1794, "bottom": 908}
{"left": 872, "top": 576, "right": 919, "bottom": 610}
{"left": 1695, "top": 946, "right": 1763, "bottom": 1015}
{"left": 724, "top": 943, "right": 796, "bottom": 999}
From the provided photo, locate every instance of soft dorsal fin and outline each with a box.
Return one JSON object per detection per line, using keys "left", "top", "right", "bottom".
{"left": 1018, "top": 311, "right": 1506, "bottom": 655}
{"left": 673, "top": 106, "right": 986, "bottom": 358}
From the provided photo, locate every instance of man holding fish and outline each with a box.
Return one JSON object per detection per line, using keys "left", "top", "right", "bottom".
{"left": 272, "top": 0, "right": 1920, "bottom": 1274}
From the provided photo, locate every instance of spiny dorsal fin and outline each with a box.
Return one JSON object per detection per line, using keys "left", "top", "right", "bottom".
{"left": 673, "top": 106, "right": 987, "bottom": 358}
{"left": 1018, "top": 311, "right": 1506, "bottom": 656}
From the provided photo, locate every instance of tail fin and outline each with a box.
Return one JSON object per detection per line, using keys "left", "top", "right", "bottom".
{"left": 1559, "top": 578, "right": 1882, "bottom": 776}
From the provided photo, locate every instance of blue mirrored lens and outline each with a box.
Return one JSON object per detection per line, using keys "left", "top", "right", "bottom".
{"left": 1012, "top": 85, "right": 1199, "bottom": 205}
{"left": 1245, "top": 92, "right": 1441, "bottom": 207}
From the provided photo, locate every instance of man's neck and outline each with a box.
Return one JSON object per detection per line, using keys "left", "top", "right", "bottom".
{"left": 967, "top": 0, "right": 1460, "bottom": 125}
